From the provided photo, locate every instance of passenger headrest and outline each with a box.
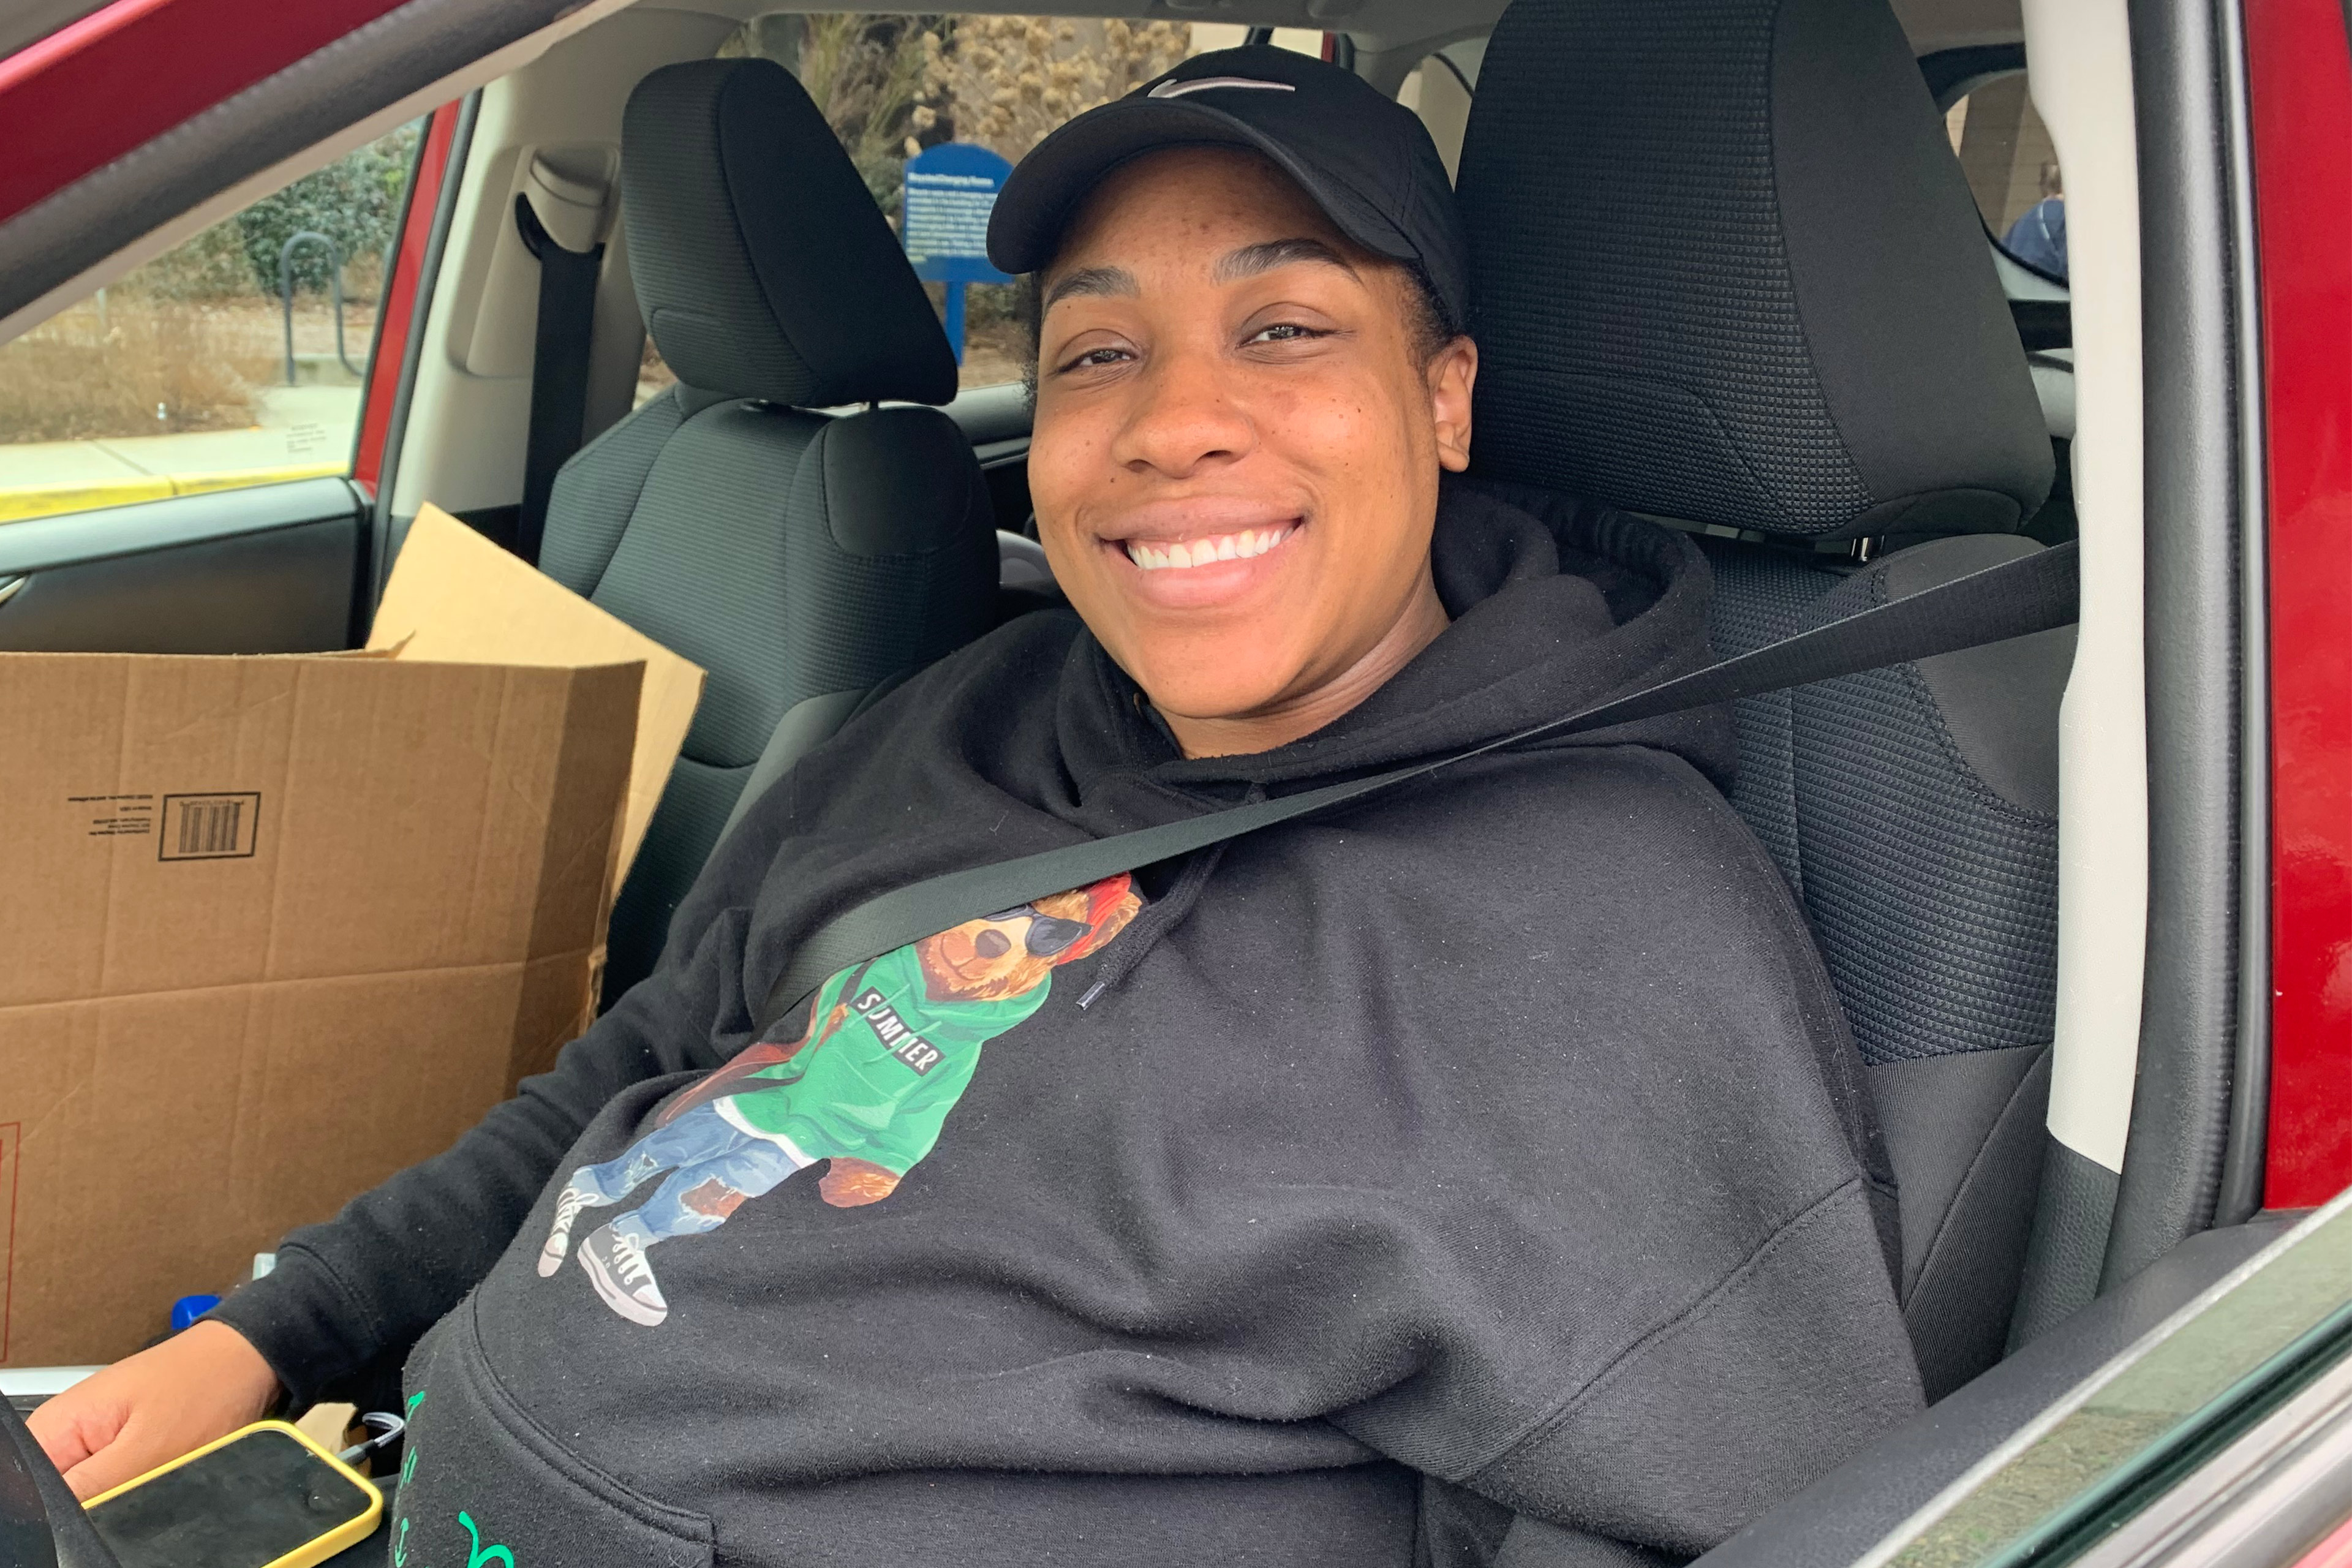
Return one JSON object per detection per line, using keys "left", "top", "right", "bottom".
{"left": 1457, "top": 0, "right": 2052, "bottom": 541}
{"left": 622, "top": 59, "right": 958, "bottom": 407}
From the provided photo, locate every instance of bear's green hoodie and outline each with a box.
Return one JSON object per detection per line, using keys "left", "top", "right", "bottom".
{"left": 716, "top": 943, "right": 1048, "bottom": 1172}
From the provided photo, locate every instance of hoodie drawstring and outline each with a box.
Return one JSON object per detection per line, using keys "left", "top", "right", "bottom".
{"left": 1074, "top": 829, "right": 1237, "bottom": 1009}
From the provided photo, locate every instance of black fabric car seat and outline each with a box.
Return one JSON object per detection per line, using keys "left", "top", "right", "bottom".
{"left": 538, "top": 58, "right": 997, "bottom": 1003}
{"left": 1457, "top": 0, "right": 2065, "bottom": 1400}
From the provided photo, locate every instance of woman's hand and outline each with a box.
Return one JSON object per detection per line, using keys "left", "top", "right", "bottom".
{"left": 26, "top": 1320, "right": 283, "bottom": 1499}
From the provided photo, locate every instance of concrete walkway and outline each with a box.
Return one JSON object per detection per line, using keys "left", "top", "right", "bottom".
{"left": 0, "top": 385, "right": 364, "bottom": 522}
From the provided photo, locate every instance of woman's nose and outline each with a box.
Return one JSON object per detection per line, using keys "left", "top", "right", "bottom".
{"left": 1113, "top": 347, "right": 1253, "bottom": 477}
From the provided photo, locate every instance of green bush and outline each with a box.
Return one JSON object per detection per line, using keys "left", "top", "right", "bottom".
{"left": 234, "top": 123, "right": 421, "bottom": 298}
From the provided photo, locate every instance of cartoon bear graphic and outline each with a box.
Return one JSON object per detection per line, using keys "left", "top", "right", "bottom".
{"left": 537, "top": 875, "right": 1143, "bottom": 1325}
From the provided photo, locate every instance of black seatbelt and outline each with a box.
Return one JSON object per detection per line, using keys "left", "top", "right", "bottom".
{"left": 513, "top": 192, "right": 605, "bottom": 566}
{"left": 759, "top": 539, "right": 2079, "bottom": 1034}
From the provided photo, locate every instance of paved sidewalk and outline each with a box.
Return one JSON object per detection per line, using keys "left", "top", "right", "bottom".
{"left": 0, "top": 385, "right": 363, "bottom": 522}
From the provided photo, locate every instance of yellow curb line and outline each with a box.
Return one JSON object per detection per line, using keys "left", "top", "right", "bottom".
{"left": 0, "top": 462, "right": 347, "bottom": 524}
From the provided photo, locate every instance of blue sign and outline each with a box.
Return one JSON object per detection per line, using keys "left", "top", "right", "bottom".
{"left": 903, "top": 142, "right": 1014, "bottom": 282}
{"left": 902, "top": 142, "right": 1014, "bottom": 363}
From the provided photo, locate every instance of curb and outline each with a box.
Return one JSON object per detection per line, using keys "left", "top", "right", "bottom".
{"left": 0, "top": 463, "right": 347, "bottom": 524}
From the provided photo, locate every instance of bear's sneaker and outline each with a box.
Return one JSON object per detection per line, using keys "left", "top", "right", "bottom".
{"left": 537, "top": 1184, "right": 600, "bottom": 1276}
{"left": 579, "top": 1225, "right": 668, "bottom": 1325}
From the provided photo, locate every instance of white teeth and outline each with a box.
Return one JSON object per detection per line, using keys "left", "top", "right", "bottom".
{"left": 1123, "top": 524, "right": 1294, "bottom": 571}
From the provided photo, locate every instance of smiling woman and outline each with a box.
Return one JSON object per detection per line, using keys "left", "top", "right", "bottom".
{"left": 20, "top": 28, "right": 1955, "bottom": 1568}
{"left": 1023, "top": 143, "right": 1474, "bottom": 758}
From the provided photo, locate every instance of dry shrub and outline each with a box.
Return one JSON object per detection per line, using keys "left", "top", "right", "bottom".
{"left": 0, "top": 298, "right": 274, "bottom": 443}
{"left": 756, "top": 16, "right": 1191, "bottom": 202}
{"left": 793, "top": 15, "right": 948, "bottom": 211}
{"left": 921, "top": 18, "right": 1191, "bottom": 160}
{"left": 121, "top": 221, "right": 257, "bottom": 304}
{"left": 958, "top": 330, "right": 1025, "bottom": 390}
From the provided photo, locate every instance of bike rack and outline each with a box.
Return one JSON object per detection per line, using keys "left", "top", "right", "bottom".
{"left": 279, "top": 231, "right": 364, "bottom": 386}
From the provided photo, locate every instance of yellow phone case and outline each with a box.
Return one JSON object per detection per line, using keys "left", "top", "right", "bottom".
{"left": 83, "top": 1418, "right": 384, "bottom": 1568}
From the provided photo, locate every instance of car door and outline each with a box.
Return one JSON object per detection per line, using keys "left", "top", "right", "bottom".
{"left": 1874, "top": 1195, "right": 2352, "bottom": 1568}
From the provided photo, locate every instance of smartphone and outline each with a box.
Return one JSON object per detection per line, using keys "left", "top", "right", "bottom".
{"left": 82, "top": 1420, "right": 382, "bottom": 1568}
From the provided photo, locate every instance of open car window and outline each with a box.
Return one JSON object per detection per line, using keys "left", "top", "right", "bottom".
{"left": 1945, "top": 71, "right": 2068, "bottom": 287}
{"left": 1397, "top": 37, "right": 1483, "bottom": 183}
{"left": 0, "top": 122, "right": 429, "bottom": 527}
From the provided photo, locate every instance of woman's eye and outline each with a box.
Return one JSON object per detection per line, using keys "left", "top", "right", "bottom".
{"left": 1249, "top": 323, "right": 1322, "bottom": 344}
{"left": 1056, "top": 345, "right": 1131, "bottom": 374}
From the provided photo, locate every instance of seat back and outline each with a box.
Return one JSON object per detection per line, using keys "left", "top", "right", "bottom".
{"left": 543, "top": 58, "right": 997, "bottom": 1001}
{"left": 1459, "top": 0, "right": 2062, "bottom": 1398}
{"left": 1700, "top": 535, "right": 2072, "bottom": 1396}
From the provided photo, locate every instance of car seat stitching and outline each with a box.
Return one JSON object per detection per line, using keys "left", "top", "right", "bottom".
{"left": 562, "top": 388, "right": 698, "bottom": 599}
{"left": 1756, "top": 0, "right": 1879, "bottom": 524}
{"left": 711, "top": 72, "right": 801, "bottom": 390}
{"left": 1899, "top": 1043, "right": 2051, "bottom": 1307}
{"left": 1864, "top": 567, "right": 2062, "bottom": 825}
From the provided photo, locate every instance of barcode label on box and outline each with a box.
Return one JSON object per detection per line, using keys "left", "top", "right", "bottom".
{"left": 158, "top": 793, "right": 261, "bottom": 861}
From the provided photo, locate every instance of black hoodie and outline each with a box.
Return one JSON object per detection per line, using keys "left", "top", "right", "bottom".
{"left": 213, "top": 481, "right": 1923, "bottom": 1568}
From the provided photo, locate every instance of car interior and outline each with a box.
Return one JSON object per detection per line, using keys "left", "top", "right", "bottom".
{"left": 0, "top": 0, "right": 2284, "bottom": 1559}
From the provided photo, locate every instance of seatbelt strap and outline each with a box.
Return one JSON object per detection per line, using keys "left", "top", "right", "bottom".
{"left": 513, "top": 193, "right": 605, "bottom": 566}
{"left": 758, "top": 538, "right": 2079, "bottom": 1035}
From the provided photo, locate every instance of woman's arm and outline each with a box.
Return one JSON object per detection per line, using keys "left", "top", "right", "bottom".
{"left": 205, "top": 948, "right": 732, "bottom": 1405}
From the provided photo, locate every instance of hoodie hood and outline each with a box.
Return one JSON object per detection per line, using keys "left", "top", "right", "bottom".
{"left": 724, "top": 483, "right": 1745, "bottom": 975}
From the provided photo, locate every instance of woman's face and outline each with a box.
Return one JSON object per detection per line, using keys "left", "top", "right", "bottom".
{"left": 1027, "top": 146, "right": 1475, "bottom": 758}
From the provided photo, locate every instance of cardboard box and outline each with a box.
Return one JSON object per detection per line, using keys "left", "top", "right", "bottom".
{"left": 0, "top": 507, "right": 703, "bottom": 1366}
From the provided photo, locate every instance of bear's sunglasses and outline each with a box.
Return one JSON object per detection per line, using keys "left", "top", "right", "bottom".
{"left": 981, "top": 905, "right": 1091, "bottom": 958}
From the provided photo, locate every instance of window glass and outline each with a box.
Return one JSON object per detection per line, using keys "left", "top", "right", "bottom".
{"left": 720, "top": 15, "right": 1325, "bottom": 390}
{"left": 1397, "top": 37, "right": 1483, "bottom": 184}
{"left": 0, "top": 122, "right": 427, "bottom": 527}
{"left": 1874, "top": 1196, "right": 2352, "bottom": 1567}
{"left": 1945, "top": 74, "right": 2067, "bottom": 284}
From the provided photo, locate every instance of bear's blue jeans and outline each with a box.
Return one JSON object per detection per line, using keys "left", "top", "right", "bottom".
{"left": 569, "top": 1102, "right": 807, "bottom": 1246}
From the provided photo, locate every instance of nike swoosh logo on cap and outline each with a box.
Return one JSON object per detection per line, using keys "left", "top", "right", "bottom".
{"left": 1147, "top": 76, "right": 1299, "bottom": 99}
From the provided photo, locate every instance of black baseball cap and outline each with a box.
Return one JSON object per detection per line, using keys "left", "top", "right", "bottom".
{"left": 985, "top": 45, "right": 1469, "bottom": 329}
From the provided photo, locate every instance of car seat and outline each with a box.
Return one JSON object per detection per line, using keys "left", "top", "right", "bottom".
{"left": 536, "top": 58, "right": 998, "bottom": 1003}
{"left": 1455, "top": 0, "right": 2065, "bottom": 1399}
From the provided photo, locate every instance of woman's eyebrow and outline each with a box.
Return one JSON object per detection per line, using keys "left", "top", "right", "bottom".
{"left": 1041, "top": 266, "right": 1138, "bottom": 312}
{"left": 1212, "top": 237, "right": 1359, "bottom": 284}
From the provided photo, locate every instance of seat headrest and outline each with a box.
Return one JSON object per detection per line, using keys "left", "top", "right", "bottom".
{"left": 622, "top": 59, "right": 958, "bottom": 407}
{"left": 1457, "top": 0, "right": 2052, "bottom": 541}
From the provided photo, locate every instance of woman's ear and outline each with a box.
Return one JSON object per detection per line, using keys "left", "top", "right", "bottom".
{"left": 1429, "top": 336, "right": 1477, "bottom": 473}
